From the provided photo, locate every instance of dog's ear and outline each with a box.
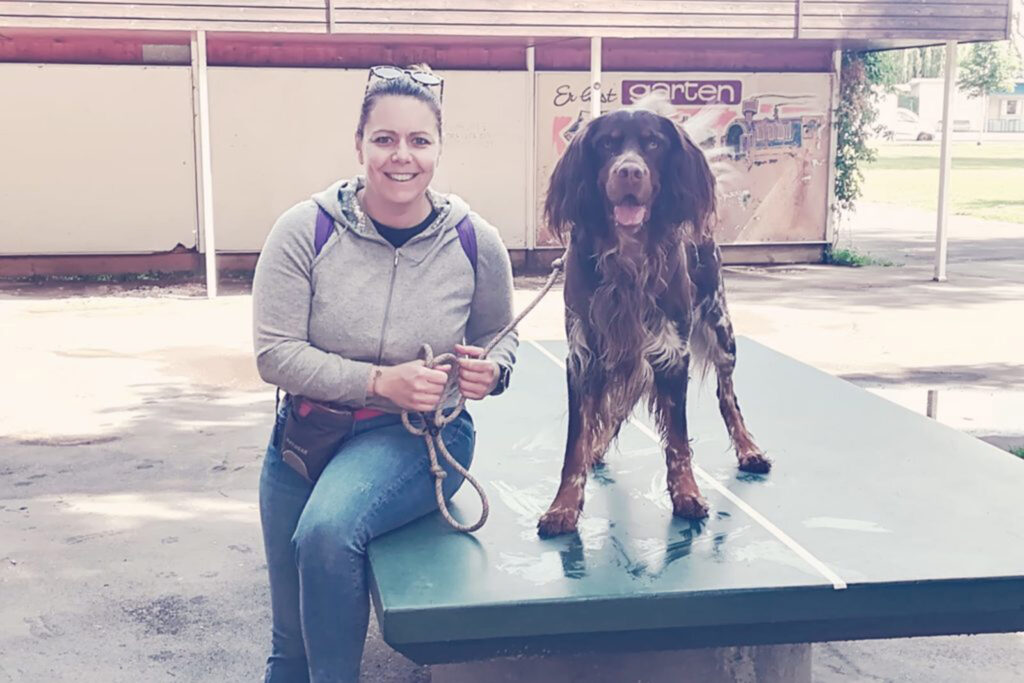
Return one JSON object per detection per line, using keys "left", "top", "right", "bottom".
{"left": 544, "top": 118, "right": 604, "bottom": 243}
{"left": 655, "top": 116, "right": 716, "bottom": 239}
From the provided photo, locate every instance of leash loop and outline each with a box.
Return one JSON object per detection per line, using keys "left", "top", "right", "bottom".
{"left": 398, "top": 254, "right": 566, "bottom": 532}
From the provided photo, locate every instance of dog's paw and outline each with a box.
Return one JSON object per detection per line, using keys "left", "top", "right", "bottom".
{"left": 537, "top": 507, "right": 580, "bottom": 538}
{"left": 738, "top": 451, "right": 771, "bottom": 474}
{"left": 671, "top": 494, "right": 710, "bottom": 520}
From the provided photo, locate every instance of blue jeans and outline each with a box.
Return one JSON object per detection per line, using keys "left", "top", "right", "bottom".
{"left": 259, "top": 402, "right": 475, "bottom": 683}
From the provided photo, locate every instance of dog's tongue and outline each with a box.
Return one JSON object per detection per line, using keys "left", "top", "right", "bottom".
{"left": 614, "top": 204, "right": 646, "bottom": 226}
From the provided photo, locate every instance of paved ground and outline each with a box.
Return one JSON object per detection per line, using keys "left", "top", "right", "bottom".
{"left": 1, "top": 202, "right": 1021, "bottom": 682}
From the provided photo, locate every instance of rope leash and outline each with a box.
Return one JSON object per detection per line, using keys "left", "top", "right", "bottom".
{"left": 400, "top": 255, "right": 566, "bottom": 532}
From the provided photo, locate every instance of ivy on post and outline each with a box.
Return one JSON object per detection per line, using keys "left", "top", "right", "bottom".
{"left": 830, "top": 51, "right": 900, "bottom": 262}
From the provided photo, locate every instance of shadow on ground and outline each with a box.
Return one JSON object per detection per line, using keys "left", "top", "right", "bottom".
{"left": 0, "top": 383, "right": 428, "bottom": 683}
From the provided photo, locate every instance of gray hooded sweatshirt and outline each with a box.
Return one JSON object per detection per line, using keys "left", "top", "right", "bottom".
{"left": 252, "top": 177, "right": 518, "bottom": 411}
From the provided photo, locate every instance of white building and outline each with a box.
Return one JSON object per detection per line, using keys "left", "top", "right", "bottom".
{"left": 985, "top": 82, "right": 1024, "bottom": 132}
{"left": 878, "top": 77, "right": 1024, "bottom": 136}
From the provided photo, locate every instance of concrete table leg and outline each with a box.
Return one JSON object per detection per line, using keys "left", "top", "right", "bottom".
{"left": 431, "top": 643, "right": 812, "bottom": 682}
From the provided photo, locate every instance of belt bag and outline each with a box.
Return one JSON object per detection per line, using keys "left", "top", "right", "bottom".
{"left": 280, "top": 395, "right": 356, "bottom": 483}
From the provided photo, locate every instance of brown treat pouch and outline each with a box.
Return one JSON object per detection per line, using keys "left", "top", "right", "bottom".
{"left": 280, "top": 396, "right": 356, "bottom": 483}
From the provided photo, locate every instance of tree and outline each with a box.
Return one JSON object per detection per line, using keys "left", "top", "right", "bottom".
{"left": 869, "top": 45, "right": 948, "bottom": 88}
{"left": 957, "top": 41, "right": 1021, "bottom": 99}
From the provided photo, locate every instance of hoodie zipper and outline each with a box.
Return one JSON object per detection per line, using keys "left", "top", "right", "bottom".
{"left": 375, "top": 248, "right": 400, "bottom": 364}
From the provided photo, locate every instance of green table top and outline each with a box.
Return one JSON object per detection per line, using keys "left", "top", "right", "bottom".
{"left": 369, "top": 338, "right": 1024, "bottom": 663}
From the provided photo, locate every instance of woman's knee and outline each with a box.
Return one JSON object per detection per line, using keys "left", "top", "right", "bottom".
{"left": 290, "top": 508, "right": 366, "bottom": 568}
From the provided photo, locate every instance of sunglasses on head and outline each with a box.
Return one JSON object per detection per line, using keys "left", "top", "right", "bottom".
{"left": 367, "top": 65, "right": 444, "bottom": 101}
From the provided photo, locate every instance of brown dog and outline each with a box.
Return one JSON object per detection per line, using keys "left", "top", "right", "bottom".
{"left": 537, "top": 104, "right": 770, "bottom": 538}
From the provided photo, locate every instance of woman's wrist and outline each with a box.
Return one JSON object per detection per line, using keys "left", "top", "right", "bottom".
{"left": 367, "top": 365, "right": 386, "bottom": 398}
{"left": 490, "top": 363, "right": 511, "bottom": 396}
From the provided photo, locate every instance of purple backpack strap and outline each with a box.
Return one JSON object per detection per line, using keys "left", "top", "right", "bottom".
{"left": 455, "top": 215, "right": 477, "bottom": 275}
{"left": 314, "top": 207, "right": 333, "bottom": 256}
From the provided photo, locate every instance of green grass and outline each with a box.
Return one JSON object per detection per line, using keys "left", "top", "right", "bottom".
{"left": 861, "top": 142, "right": 1024, "bottom": 224}
{"left": 8, "top": 270, "right": 183, "bottom": 284}
{"left": 1011, "top": 447, "right": 1024, "bottom": 460}
{"left": 825, "top": 247, "right": 896, "bottom": 268}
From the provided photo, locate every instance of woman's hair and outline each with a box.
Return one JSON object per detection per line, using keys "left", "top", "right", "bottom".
{"left": 356, "top": 64, "right": 443, "bottom": 141}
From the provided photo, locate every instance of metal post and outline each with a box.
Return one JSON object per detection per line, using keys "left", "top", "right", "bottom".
{"left": 934, "top": 40, "right": 957, "bottom": 283}
{"left": 590, "top": 36, "right": 602, "bottom": 120}
{"left": 525, "top": 45, "right": 537, "bottom": 251}
{"left": 191, "top": 30, "right": 217, "bottom": 299}
{"left": 824, "top": 49, "right": 842, "bottom": 250}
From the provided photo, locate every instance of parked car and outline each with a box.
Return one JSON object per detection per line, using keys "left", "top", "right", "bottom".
{"left": 881, "top": 108, "right": 936, "bottom": 141}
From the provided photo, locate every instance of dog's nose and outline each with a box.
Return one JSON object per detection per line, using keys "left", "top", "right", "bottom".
{"left": 615, "top": 161, "right": 647, "bottom": 181}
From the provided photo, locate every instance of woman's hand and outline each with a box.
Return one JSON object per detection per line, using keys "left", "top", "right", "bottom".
{"left": 373, "top": 360, "right": 451, "bottom": 412}
{"left": 455, "top": 344, "right": 499, "bottom": 400}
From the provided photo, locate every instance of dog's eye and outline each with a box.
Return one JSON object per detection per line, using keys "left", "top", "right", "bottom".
{"left": 600, "top": 138, "right": 615, "bottom": 150}
{"left": 646, "top": 138, "right": 661, "bottom": 150}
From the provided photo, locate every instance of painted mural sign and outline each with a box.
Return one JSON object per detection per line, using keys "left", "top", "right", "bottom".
{"left": 536, "top": 72, "right": 833, "bottom": 247}
{"left": 620, "top": 78, "right": 744, "bottom": 106}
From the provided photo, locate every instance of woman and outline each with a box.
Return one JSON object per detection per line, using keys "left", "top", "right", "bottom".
{"left": 252, "top": 65, "right": 517, "bottom": 683}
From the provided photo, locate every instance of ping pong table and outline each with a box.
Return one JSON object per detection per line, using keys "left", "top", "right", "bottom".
{"left": 368, "top": 338, "right": 1024, "bottom": 672}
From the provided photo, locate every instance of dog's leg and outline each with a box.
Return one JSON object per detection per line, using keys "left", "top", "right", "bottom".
{"left": 688, "top": 240, "right": 770, "bottom": 474}
{"left": 653, "top": 359, "right": 709, "bottom": 519}
{"left": 708, "top": 309, "right": 770, "bottom": 473}
{"left": 538, "top": 368, "right": 593, "bottom": 537}
{"left": 706, "top": 299, "right": 770, "bottom": 474}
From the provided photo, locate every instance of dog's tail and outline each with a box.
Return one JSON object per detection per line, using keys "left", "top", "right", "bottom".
{"left": 680, "top": 107, "right": 744, "bottom": 217}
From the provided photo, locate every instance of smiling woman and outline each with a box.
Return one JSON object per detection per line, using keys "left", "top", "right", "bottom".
{"left": 357, "top": 91, "right": 441, "bottom": 228}
{"left": 250, "top": 64, "right": 518, "bottom": 682}
{"left": 355, "top": 65, "right": 444, "bottom": 227}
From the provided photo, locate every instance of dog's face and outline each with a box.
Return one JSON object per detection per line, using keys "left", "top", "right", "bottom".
{"left": 590, "top": 110, "right": 670, "bottom": 233}
{"left": 545, "top": 107, "right": 716, "bottom": 243}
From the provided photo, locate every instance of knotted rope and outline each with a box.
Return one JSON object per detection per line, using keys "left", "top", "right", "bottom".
{"left": 401, "top": 256, "right": 566, "bottom": 532}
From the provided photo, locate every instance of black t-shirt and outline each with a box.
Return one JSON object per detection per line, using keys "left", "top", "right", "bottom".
{"left": 370, "top": 208, "right": 438, "bottom": 249}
